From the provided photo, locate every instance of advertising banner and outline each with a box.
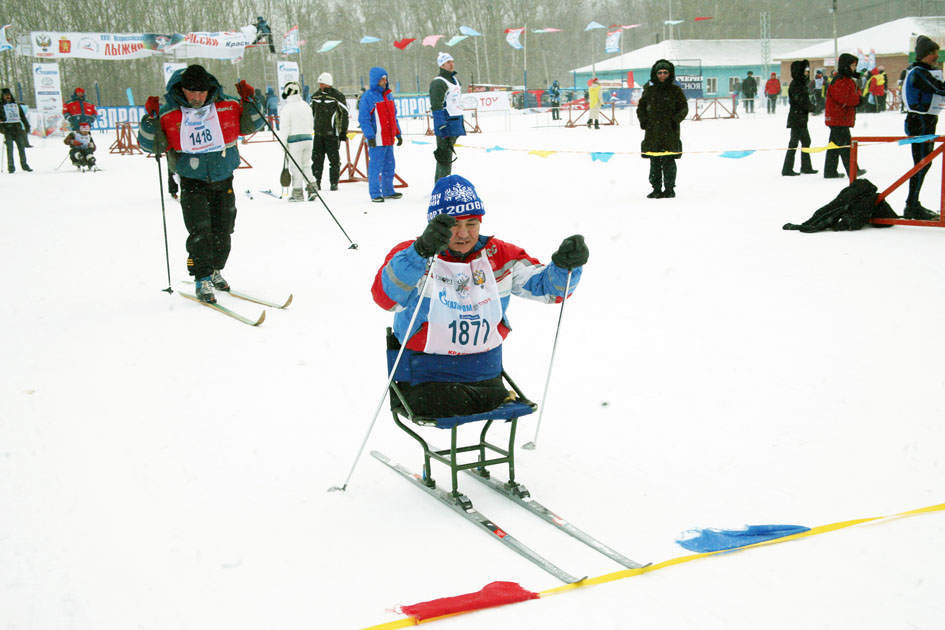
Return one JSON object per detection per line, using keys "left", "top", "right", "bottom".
{"left": 30, "top": 32, "right": 153, "bottom": 59}
{"left": 164, "top": 26, "right": 257, "bottom": 60}
{"left": 276, "top": 60, "right": 300, "bottom": 102}
{"left": 32, "top": 62, "right": 63, "bottom": 115}
{"left": 676, "top": 74, "right": 705, "bottom": 99}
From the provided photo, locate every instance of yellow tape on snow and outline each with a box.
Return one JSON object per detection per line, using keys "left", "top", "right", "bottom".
{"left": 361, "top": 502, "right": 944, "bottom": 629}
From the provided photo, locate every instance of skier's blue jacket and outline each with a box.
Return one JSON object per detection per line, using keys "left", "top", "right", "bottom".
{"left": 372, "top": 234, "right": 581, "bottom": 383}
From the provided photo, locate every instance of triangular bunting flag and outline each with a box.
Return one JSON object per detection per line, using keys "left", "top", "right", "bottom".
{"left": 422, "top": 34, "right": 444, "bottom": 46}
{"left": 446, "top": 35, "right": 469, "bottom": 47}
{"left": 360, "top": 36, "right": 381, "bottom": 44}
{"left": 528, "top": 150, "right": 556, "bottom": 158}
{"left": 486, "top": 145, "right": 506, "bottom": 152}
{"left": 719, "top": 150, "right": 755, "bottom": 159}
{"left": 393, "top": 38, "right": 416, "bottom": 50}
{"left": 317, "top": 40, "right": 342, "bottom": 53}
{"left": 459, "top": 26, "right": 482, "bottom": 37}
{"left": 591, "top": 152, "right": 614, "bottom": 162}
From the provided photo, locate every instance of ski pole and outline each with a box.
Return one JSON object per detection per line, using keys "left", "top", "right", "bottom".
{"left": 239, "top": 84, "right": 358, "bottom": 250}
{"left": 329, "top": 260, "right": 436, "bottom": 492}
{"left": 55, "top": 154, "right": 69, "bottom": 170}
{"left": 155, "top": 154, "right": 174, "bottom": 294}
{"left": 522, "top": 270, "right": 573, "bottom": 450}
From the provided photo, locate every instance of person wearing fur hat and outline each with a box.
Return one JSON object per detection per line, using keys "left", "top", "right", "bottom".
{"left": 309, "top": 72, "right": 348, "bottom": 192}
{"left": 63, "top": 122, "right": 97, "bottom": 170}
{"left": 137, "top": 64, "right": 264, "bottom": 303}
{"left": 358, "top": 66, "right": 402, "bottom": 202}
{"left": 0, "top": 87, "right": 32, "bottom": 173}
{"left": 278, "top": 80, "right": 315, "bottom": 202}
{"left": 901, "top": 35, "right": 945, "bottom": 220}
{"left": 429, "top": 52, "right": 466, "bottom": 181}
{"left": 62, "top": 87, "right": 97, "bottom": 132}
{"left": 765, "top": 72, "right": 782, "bottom": 114}
{"left": 782, "top": 60, "right": 818, "bottom": 176}
{"left": 637, "top": 59, "right": 688, "bottom": 198}
{"left": 587, "top": 77, "right": 603, "bottom": 129}
{"left": 823, "top": 53, "right": 865, "bottom": 180}
{"left": 371, "top": 174, "right": 588, "bottom": 417}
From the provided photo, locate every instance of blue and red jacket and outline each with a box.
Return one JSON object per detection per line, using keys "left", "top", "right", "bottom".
{"left": 372, "top": 234, "right": 580, "bottom": 382}
{"left": 137, "top": 69, "right": 263, "bottom": 182}
{"left": 358, "top": 66, "right": 401, "bottom": 145}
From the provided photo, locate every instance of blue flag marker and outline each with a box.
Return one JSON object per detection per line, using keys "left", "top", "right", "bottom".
{"left": 719, "top": 150, "right": 755, "bottom": 159}
{"left": 899, "top": 134, "right": 938, "bottom": 145}
{"left": 486, "top": 145, "right": 506, "bottom": 153}
{"left": 677, "top": 524, "right": 811, "bottom": 553}
{"left": 591, "top": 152, "right": 614, "bottom": 162}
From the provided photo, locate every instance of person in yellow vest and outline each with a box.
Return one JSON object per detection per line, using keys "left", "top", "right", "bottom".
{"left": 587, "top": 77, "right": 603, "bottom": 129}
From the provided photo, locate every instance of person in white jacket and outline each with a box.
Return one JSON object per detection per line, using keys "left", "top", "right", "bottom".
{"left": 279, "top": 81, "right": 315, "bottom": 201}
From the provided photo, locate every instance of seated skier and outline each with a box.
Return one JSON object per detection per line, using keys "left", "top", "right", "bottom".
{"left": 63, "top": 122, "right": 97, "bottom": 170}
{"left": 371, "top": 174, "right": 589, "bottom": 418}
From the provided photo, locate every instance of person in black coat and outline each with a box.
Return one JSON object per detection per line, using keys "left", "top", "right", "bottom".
{"left": 309, "top": 72, "right": 349, "bottom": 191}
{"left": 742, "top": 71, "right": 757, "bottom": 113}
{"left": 782, "top": 60, "right": 818, "bottom": 176}
{"left": 0, "top": 87, "right": 32, "bottom": 173}
{"left": 637, "top": 59, "right": 688, "bottom": 198}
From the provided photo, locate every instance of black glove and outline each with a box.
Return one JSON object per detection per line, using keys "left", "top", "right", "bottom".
{"left": 367, "top": 138, "right": 376, "bottom": 148}
{"left": 414, "top": 214, "right": 456, "bottom": 258}
{"left": 551, "top": 235, "right": 589, "bottom": 270}
{"left": 396, "top": 135, "right": 403, "bottom": 146}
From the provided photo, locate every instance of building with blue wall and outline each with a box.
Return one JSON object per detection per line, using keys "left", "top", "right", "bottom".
{"left": 571, "top": 38, "right": 825, "bottom": 99}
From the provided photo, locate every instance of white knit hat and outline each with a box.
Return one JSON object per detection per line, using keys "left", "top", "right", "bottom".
{"left": 317, "top": 72, "right": 333, "bottom": 85}
{"left": 437, "top": 52, "right": 454, "bottom": 67}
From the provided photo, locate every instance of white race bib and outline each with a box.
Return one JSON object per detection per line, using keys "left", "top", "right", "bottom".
{"left": 437, "top": 76, "right": 463, "bottom": 117}
{"left": 179, "top": 104, "right": 225, "bottom": 153}
{"left": 3, "top": 103, "right": 21, "bottom": 125}
{"left": 73, "top": 133, "right": 92, "bottom": 148}
{"left": 423, "top": 254, "right": 504, "bottom": 356}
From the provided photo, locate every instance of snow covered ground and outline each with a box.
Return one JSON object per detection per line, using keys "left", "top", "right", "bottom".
{"left": 2, "top": 105, "right": 944, "bottom": 630}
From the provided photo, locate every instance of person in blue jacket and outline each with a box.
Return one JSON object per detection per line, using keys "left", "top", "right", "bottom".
{"left": 902, "top": 35, "right": 945, "bottom": 220}
{"left": 265, "top": 86, "right": 279, "bottom": 130}
{"left": 429, "top": 52, "right": 465, "bottom": 182}
{"left": 548, "top": 79, "right": 561, "bottom": 120}
{"left": 359, "top": 66, "right": 403, "bottom": 202}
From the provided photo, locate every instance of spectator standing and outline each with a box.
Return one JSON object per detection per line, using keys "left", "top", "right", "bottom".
{"left": 429, "top": 52, "right": 465, "bottom": 182}
{"left": 902, "top": 35, "right": 945, "bottom": 220}
{"left": 731, "top": 77, "right": 741, "bottom": 113}
{"left": 309, "top": 71, "right": 349, "bottom": 192}
{"left": 765, "top": 72, "right": 781, "bottom": 114}
{"left": 781, "top": 60, "right": 818, "bottom": 176}
{"left": 548, "top": 80, "right": 561, "bottom": 120}
{"left": 742, "top": 71, "right": 757, "bottom": 113}
{"left": 358, "top": 66, "right": 403, "bottom": 202}
{"left": 587, "top": 77, "right": 603, "bottom": 129}
{"left": 0, "top": 87, "right": 32, "bottom": 173}
{"left": 823, "top": 53, "right": 865, "bottom": 179}
{"left": 278, "top": 81, "right": 315, "bottom": 202}
{"left": 637, "top": 59, "right": 688, "bottom": 199}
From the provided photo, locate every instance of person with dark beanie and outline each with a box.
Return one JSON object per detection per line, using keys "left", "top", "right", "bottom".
{"left": 901, "top": 35, "right": 945, "bottom": 220}
{"left": 137, "top": 64, "right": 264, "bottom": 303}
{"left": 823, "top": 52, "right": 865, "bottom": 180}
{"left": 782, "top": 60, "right": 818, "bottom": 176}
{"left": 0, "top": 87, "right": 32, "bottom": 173}
{"left": 637, "top": 59, "right": 688, "bottom": 198}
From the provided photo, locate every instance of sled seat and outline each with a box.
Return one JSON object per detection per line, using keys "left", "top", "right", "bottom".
{"left": 385, "top": 328, "right": 536, "bottom": 499}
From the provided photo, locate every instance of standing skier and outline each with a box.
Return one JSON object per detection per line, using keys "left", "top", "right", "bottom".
{"left": 429, "top": 52, "right": 465, "bottom": 182}
{"left": 138, "top": 64, "right": 263, "bottom": 303}
{"left": 902, "top": 35, "right": 945, "bottom": 220}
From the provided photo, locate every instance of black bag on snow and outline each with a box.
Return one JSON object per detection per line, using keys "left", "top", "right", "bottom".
{"left": 782, "top": 178, "right": 898, "bottom": 233}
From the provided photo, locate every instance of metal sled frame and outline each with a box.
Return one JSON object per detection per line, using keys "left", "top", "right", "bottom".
{"left": 852, "top": 135, "right": 945, "bottom": 228}
{"left": 386, "top": 330, "right": 536, "bottom": 502}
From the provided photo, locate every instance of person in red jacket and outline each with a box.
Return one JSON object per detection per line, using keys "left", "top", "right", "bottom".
{"left": 866, "top": 68, "right": 885, "bottom": 112}
{"left": 62, "top": 87, "right": 97, "bottom": 131}
{"left": 765, "top": 72, "right": 781, "bottom": 114}
{"left": 824, "top": 53, "right": 865, "bottom": 179}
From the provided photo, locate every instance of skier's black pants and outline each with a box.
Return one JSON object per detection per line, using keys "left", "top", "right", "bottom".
{"left": 782, "top": 126, "right": 813, "bottom": 173}
{"left": 434, "top": 135, "right": 457, "bottom": 182}
{"left": 648, "top": 155, "right": 677, "bottom": 191}
{"left": 311, "top": 135, "right": 341, "bottom": 186}
{"left": 180, "top": 176, "right": 237, "bottom": 279}
{"left": 551, "top": 104, "right": 560, "bottom": 120}
{"left": 824, "top": 126, "right": 852, "bottom": 176}
{"left": 4, "top": 128, "right": 29, "bottom": 170}
{"left": 69, "top": 147, "right": 95, "bottom": 166}
{"left": 397, "top": 375, "right": 508, "bottom": 418}
{"left": 905, "top": 113, "right": 938, "bottom": 207}
{"left": 767, "top": 94, "right": 777, "bottom": 114}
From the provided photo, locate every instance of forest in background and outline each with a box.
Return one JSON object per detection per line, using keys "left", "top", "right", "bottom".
{"left": 0, "top": 0, "right": 936, "bottom": 104}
